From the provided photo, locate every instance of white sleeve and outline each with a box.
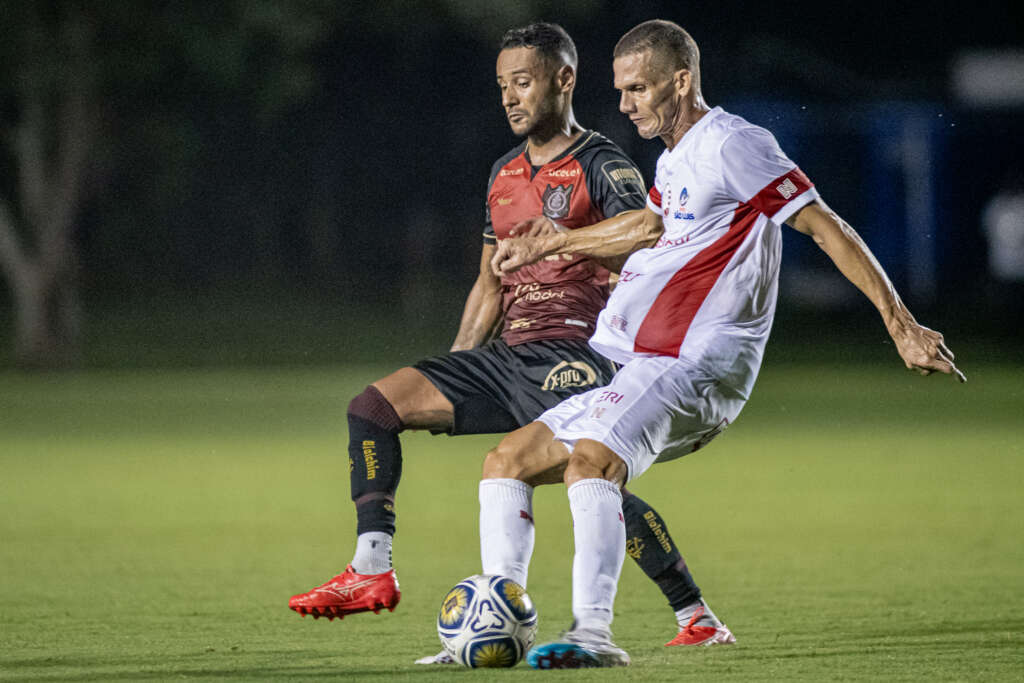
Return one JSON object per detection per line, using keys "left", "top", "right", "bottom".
{"left": 719, "top": 126, "right": 818, "bottom": 225}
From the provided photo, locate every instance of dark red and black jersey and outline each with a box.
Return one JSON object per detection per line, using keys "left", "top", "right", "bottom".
{"left": 483, "top": 130, "right": 646, "bottom": 345}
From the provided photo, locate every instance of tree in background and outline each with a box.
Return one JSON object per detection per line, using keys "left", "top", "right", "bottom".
{"left": 0, "top": 5, "right": 97, "bottom": 367}
{"left": 0, "top": 1, "right": 335, "bottom": 368}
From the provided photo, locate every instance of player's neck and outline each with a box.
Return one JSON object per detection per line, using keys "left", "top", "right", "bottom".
{"left": 526, "top": 114, "right": 584, "bottom": 166}
{"left": 662, "top": 97, "right": 710, "bottom": 151}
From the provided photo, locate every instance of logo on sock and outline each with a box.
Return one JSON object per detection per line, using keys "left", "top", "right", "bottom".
{"left": 362, "top": 440, "right": 378, "bottom": 480}
{"left": 625, "top": 536, "right": 645, "bottom": 559}
{"left": 643, "top": 510, "right": 673, "bottom": 553}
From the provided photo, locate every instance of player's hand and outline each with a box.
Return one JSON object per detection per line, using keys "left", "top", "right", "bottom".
{"left": 889, "top": 320, "right": 966, "bottom": 382}
{"left": 490, "top": 236, "right": 549, "bottom": 276}
{"left": 508, "top": 216, "right": 567, "bottom": 238}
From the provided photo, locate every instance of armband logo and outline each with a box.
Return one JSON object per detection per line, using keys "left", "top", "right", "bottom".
{"left": 776, "top": 177, "right": 798, "bottom": 199}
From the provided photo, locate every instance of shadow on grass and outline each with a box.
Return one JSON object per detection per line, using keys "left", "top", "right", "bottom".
{"left": 2, "top": 650, "right": 489, "bottom": 681}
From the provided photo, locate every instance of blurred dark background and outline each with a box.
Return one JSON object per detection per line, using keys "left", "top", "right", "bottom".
{"left": 1, "top": 0, "right": 1022, "bottom": 370}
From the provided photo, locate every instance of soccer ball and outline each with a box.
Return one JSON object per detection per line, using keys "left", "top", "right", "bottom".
{"left": 436, "top": 574, "right": 538, "bottom": 668}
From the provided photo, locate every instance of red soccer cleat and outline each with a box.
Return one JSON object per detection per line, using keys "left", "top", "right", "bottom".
{"left": 289, "top": 565, "right": 400, "bottom": 620}
{"left": 664, "top": 602, "right": 737, "bottom": 647}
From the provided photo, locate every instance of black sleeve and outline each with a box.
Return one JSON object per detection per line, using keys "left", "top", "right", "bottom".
{"left": 483, "top": 204, "right": 496, "bottom": 245}
{"left": 586, "top": 146, "right": 647, "bottom": 218}
{"left": 482, "top": 156, "right": 506, "bottom": 246}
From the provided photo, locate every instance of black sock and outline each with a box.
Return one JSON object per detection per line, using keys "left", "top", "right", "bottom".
{"left": 348, "top": 387, "right": 404, "bottom": 536}
{"left": 622, "top": 490, "right": 702, "bottom": 611}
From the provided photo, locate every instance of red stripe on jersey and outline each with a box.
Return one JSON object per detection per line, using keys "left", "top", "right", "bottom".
{"left": 648, "top": 185, "right": 662, "bottom": 208}
{"left": 747, "top": 167, "right": 813, "bottom": 218}
{"left": 633, "top": 203, "right": 760, "bottom": 357}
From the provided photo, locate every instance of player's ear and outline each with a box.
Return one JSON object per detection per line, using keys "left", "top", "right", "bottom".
{"left": 556, "top": 64, "right": 576, "bottom": 93}
{"left": 673, "top": 68, "right": 692, "bottom": 98}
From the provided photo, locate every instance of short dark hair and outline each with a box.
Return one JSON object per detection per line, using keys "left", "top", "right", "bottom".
{"left": 614, "top": 19, "right": 700, "bottom": 78}
{"left": 500, "top": 22, "right": 578, "bottom": 71}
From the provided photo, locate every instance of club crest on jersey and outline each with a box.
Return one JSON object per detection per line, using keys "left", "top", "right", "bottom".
{"left": 542, "top": 183, "right": 573, "bottom": 219}
{"left": 673, "top": 187, "right": 695, "bottom": 220}
{"left": 542, "top": 360, "right": 597, "bottom": 391}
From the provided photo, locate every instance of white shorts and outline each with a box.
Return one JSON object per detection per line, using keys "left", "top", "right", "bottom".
{"left": 536, "top": 356, "right": 747, "bottom": 481}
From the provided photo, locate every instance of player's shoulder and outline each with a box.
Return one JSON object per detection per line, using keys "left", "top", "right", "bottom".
{"left": 708, "top": 109, "right": 781, "bottom": 157}
{"left": 571, "top": 130, "right": 645, "bottom": 188}
{"left": 569, "top": 129, "right": 635, "bottom": 164}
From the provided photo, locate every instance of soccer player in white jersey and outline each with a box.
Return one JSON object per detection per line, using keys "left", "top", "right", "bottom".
{"left": 480, "top": 19, "right": 966, "bottom": 669}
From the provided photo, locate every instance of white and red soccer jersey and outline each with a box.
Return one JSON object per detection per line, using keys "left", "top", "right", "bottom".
{"left": 589, "top": 107, "right": 819, "bottom": 398}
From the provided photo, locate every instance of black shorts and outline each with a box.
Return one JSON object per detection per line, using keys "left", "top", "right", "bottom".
{"left": 413, "top": 338, "right": 618, "bottom": 435}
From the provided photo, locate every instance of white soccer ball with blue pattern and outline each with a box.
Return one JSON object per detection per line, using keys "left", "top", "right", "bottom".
{"left": 436, "top": 574, "right": 538, "bottom": 668}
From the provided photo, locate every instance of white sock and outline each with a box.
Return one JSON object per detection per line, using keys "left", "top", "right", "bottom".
{"left": 479, "top": 478, "right": 535, "bottom": 587}
{"left": 568, "top": 478, "right": 625, "bottom": 632}
{"left": 351, "top": 531, "right": 392, "bottom": 574}
{"left": 675, "top": 599, "right": 720, "bottom": 628}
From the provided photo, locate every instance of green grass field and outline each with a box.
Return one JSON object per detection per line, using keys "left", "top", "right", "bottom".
{"left": 2, "top": 362, "right": 1022, "bottom": 681}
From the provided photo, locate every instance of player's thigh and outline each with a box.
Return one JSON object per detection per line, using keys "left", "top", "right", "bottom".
{"left": 483, "top": 421, "right": 571, "bottom": 487}
{"left": 372, "top": 367, "right": 454, "bottom": 430}
{"left": 543, "top": 357, "right": 743, "bottom": 481}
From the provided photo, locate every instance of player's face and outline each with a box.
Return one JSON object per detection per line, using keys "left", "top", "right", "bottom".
{"left": 496, "top": 47, "right": 559, "bottom": 137}
{"left": 614, "top": 50, "right": 679, "bottom": 140}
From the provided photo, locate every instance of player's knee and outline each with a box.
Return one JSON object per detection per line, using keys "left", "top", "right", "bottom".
{"left": 564, "top": 441, "right": 627, "bottom": 487}
{"left": 482, "top": 439, "right": 531, "bottom": 481}
{"left": 348, "top": 385, "right": 403, "bottom": 433}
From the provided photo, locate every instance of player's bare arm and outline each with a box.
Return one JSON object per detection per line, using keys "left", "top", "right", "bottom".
{"left": 451, "top": 243, "right": 503, "bottom": 352}
{"left": 787, "top": 200, "right": 965, "bottom": 382}
{"left": 491, "top": 207, "right": 663, "bottom": 276}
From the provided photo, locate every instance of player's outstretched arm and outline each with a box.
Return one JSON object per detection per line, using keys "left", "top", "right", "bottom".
{"left": 491, "top": 208, "right": 663, "bottom": 276}
{"left": 451, "top": 243, "right": 503, "bottom": 352}
{"left": 788, "top": 200, "right": 965, "bottom": 382}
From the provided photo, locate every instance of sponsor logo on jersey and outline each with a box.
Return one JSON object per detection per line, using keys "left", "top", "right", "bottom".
{"left": 662, "top": 183, "right": 671, "bottom": 218}
{"left": 673, "top": 186, "right": 695, "bottom": 220}
{"left": 545, "top": 168, "right": 580, "bottom": 178}
{"left": 625, "top": 536, "right": 645, "bottom": 559}
{"left": 654, "top": 234, "right": 693, "bottom": 249}
{"left": 499, "top": 167, "right": 525, "bottom": 176}
{"left": 609, "top": 314, "right": 628, "bottom": 331}
{"left": 542, "top": 360, "right": 598, "bottom": 391}
{"left": 601, "top": 161, "right": 645, "bottom": 199}
{"left": 542, "top": 183, "right": 574, "bottom": 219}
{"left": 776, "top": 177, "right": 798, "bottom": 199}
{"left": 509, "top": 317, "right": 533, "bottom": 330}
{"left": 362, "top": 440, "right": 378, "bottom": 479}
{"left": 513, "top": 283, "right": 566, "bottom": 304}
{"left": 497, "top": 197, "right": 512, "bottom": 206}
{"left": 643, "top": 510, "right": 673, "bottom": 553}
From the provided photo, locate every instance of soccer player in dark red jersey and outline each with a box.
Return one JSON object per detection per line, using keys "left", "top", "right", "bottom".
{"left": 289, "top": 23, "right": 719, "bottom": 659}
